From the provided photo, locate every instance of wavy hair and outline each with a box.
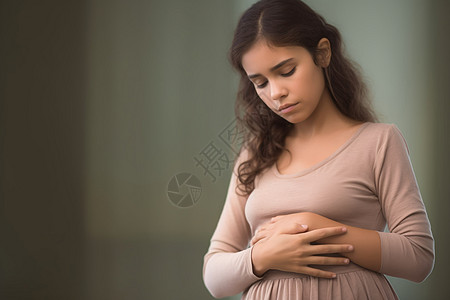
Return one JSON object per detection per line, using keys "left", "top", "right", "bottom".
{"left": 229, "top": 0, "right": 378, "bottom": 197}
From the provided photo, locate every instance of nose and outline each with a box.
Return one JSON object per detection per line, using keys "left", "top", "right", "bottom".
{"left": 270, "top": 80, "right": 287, "bottom": 101}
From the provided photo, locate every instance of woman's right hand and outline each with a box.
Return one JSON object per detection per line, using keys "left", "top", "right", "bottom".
{"left": 251, "top": 226, "right": 354, "bottom": 278}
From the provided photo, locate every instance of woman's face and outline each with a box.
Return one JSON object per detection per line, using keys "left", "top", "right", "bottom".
{"left": 241, "top": 39, "right": 329, "bottom": 124}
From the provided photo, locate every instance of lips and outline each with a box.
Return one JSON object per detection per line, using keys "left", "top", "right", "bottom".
{"left": 278, "top": 102, "right": 299, "bottom": 111}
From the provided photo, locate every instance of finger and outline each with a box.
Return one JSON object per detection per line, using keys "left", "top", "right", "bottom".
{"left": 294, "top": 266, "right": 337, "bottom": 279}
{"left": 252, "top": 226, "right": 266, "bottom": 240}
{"left": 307, "top": 244, "right": 354, "bottom": 255}
{"left": 297, "top": 223, "right": 308, "bottom": 232}
{"left": 302, "top": 226, "right": 347, "bottom": 243}
{"left": 251, "top": 230, "right": 266, "bottom": 245}
{"left": 282, "top": 223, "right": 308, "bottom": 234}
{"left": 305, "top": 256, "right": 350, "bottom": 266}
{"left": 257, "top": 223, "right": 271, "bottom": 233}
{"left": 251, "top": 236, "right": 268, "bottom": 246}
{"left": 270, "top": 216, "right": 281, "bottom": 223}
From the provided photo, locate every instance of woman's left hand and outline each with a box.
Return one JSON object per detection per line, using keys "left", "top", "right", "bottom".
{"left": 251, "top": 212, "right": 382, "bottom": 272}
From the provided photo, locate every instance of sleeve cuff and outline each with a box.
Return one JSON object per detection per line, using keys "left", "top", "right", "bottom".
{"left": 247, "top": 246, "right": 264, "bottom": 281}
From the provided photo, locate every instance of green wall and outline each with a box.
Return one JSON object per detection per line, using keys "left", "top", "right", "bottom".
{"left": 0, "top": 0, "right": 448, "bottom": 299}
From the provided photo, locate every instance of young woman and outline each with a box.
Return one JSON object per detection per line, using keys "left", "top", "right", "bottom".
{"left": 203, "top": 0, "right": 434, "bottom": 299}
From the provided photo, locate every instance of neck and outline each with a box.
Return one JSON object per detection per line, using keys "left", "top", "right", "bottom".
{"left": 290, "top": 88, "right": 358, "bottom": 140}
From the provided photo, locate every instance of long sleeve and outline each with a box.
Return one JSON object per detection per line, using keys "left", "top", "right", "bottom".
{"left": 374, "top": 125, "right": 435, "bottom": 282}
{"left": 203, "top": 147, "right": 263, "bottom": 298}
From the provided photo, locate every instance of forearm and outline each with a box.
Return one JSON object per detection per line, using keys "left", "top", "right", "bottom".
{"left": 204, "top": 244, "right": 262, "bottom": 298}
{"left": 301, "top": 212, "right": 381, "bottom": 272}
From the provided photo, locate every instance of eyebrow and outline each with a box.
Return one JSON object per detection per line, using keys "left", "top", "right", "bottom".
{"left": 247, "top": 58, "right": 295, "bottom": 79}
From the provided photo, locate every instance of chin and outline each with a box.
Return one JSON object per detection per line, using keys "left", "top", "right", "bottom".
{"left": 283, "top": 114, "right": 307, "bottom": 124}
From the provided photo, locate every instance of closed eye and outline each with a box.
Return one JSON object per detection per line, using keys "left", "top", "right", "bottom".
{"left": 256, "top": 81, "right": 268, "bottom": 89}
{"left": 281, "top": 67, "right": 296, "bottom": 77}
{"left": 254, "top": 67, "right": 296, "bottom": 89}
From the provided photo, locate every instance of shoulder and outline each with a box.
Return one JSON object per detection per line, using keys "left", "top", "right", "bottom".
{"left": 361, "top": 122, "right": 407, "bottom": 147}
{"left": 349, "top": 122, "right": 410, "bottom": 159}
{"left": 363, "top": 122, "right": 400, "bottom": 136}
{"left": 361, "top": 122, "right": 411, "bottom": 162}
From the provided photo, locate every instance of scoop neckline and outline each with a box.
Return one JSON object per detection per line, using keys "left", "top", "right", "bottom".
{"left": 272, "top": 122, "right": 371, "bottom": 179}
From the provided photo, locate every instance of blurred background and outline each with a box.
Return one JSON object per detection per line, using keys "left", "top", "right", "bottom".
{"left": 0, "top": 0, "right": 449, "bottom": 299}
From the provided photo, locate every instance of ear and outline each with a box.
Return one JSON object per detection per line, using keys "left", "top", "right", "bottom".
{"left": 316, "top": 38, "right": 331, "bottom": 68}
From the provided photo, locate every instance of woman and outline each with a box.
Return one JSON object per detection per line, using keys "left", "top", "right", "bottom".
{"left": 202, "top": 0, "right": 434, "bottom": 299}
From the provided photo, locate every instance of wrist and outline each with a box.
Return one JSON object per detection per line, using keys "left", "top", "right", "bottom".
{"left": 251, "top": 242, "right": 268, "bottom": 277}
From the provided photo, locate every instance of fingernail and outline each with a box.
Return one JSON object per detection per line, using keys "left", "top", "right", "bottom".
{"left": 331, "top": 274, "right": 336, "bottom": 278}
{"left": 301, "top": 225, "right": 308, "bottom": 229}
{"left": 344, "top": 259, "right": 349, "bottom": 264}
{"left": 342, "top": 227, "right": 347, "bottom": 232}
{"left": 348, "top": 245, "right": 354, "bottom": 251}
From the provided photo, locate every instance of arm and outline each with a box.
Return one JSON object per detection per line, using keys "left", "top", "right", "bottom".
{"left": 203, "top": 147, "right": 354, "bottom": 297}
{"left": 202, "top": 147, "right": 262, "bottom": 298}
{"left": 252, "top": 125, "right": 435, "bottom": 282}
{"left": 253, "top": 212, "right": 381, "bottom": 272}
{"left": 303, "top": 214, "right": 381, "bottom": 271}
{"left": 374, "top": 125, "right": 434, "bottom": 282}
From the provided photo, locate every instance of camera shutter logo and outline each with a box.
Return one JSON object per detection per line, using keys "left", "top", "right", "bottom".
{"left": 167, "top": 172, "right": 202, "bottom": 208}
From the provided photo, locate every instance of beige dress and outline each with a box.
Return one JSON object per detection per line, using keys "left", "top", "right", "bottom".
{"left": 203, "top": 122, "right": 434, "bottom": 299}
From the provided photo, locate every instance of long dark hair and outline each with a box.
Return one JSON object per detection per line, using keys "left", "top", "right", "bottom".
{"left": 229, "top": 0, "right": 378, "bottom": 197}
